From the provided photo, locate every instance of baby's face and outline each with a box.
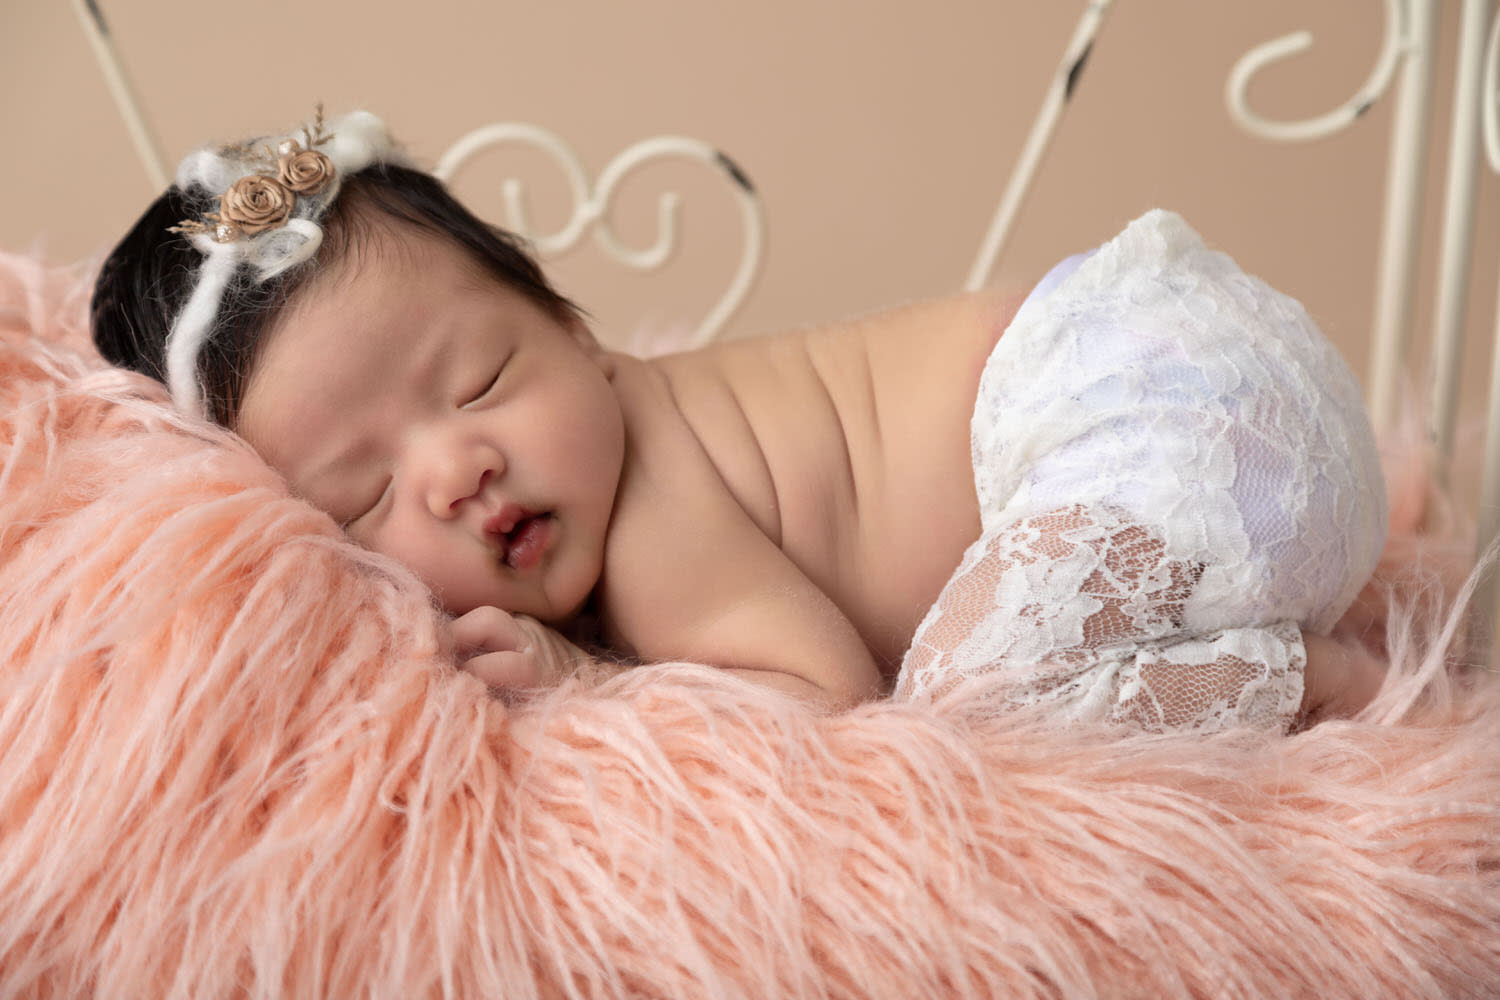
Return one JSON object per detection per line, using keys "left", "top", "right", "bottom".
{"left": 237, "top": 222, "right": 625, "bottom": 624}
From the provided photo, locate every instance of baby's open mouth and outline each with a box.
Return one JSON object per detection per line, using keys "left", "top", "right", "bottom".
{"left": 485, "top": 508, "right": 553, "bottom": 571}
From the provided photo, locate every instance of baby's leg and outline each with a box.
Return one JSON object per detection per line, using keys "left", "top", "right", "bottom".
{"left": 896, "top": 505, "right": 1310, "bottom": 731}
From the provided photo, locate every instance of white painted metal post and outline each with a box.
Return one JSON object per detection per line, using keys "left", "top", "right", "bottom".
{"left": 71, "top": 0, "right": 168, "bottom": 191}
{"left": 1368, "top": 0, "right": 1438, "bottom": 434}
{"left": 1468, "top": 6, "right": 1500, "bottom": 659}
{"left": 1427, "top": 0, "right": 1494, "bottom": 472}
{"left": 965, "top": 0, "right": 1114, "bottom": 291}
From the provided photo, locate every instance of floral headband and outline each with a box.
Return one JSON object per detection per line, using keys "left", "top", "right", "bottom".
{"left": 164, "top": 107, "right": 405, "bottom": 416}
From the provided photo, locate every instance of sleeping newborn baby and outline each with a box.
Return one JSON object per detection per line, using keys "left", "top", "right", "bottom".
{"left": 90, "top": 110, "right": 1388, "bottom": 730}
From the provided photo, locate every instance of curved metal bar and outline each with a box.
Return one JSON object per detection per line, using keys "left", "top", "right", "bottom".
{"left": 591, "top": 140, "right": 706, "bottom": 271}
{"left": 966, "top": 0, "right": 1114, "bottom": 291}
{"left": 433, "top": 123, "right": 596, "bottom": 255}
{"left": 1427, "top": 0, "right": 1493, "bottom": 471}
{"left": 590, "top": 137, "right": 763, "bottom": 347}
{"left": 435, "top": 126, "right": 762, "bottom": 346}
{"left": 1225, "top": 0, "right": 1406, "bottom": 143}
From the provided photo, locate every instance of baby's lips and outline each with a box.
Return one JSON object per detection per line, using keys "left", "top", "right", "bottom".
{"left": 502, "top": 515, "right": 552, "bottom": 572}
{"left": 483, "top": 503, "right": 544, "bottom": 564}
{"left": 483, "top": 503, "right": 530, "bottom": 538}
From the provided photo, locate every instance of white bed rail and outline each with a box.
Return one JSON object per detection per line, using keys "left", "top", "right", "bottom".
{"left": 1474, "top": 6, "right": 1500, "bottom": 650}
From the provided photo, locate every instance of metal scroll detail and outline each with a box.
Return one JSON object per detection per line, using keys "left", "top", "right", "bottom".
{"left": 434, "top": 124, "right": 763, "bottom": 349}
{"left": 1224, "top": 0, "right": 1411, "bottom": 143}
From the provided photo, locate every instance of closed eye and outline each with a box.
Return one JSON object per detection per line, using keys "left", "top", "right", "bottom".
{"left": 462, "top": 359, "right": 508, "bottom": 408}
{"left": 342, "top": 478, "right": 391, "bottom": 528}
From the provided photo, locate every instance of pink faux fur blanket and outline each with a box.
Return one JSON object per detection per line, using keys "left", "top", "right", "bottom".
{"left": 1, "top": 248, "right": 1498, "bottom": 998}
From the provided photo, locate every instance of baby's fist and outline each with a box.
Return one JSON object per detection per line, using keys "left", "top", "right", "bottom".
{"left": 450, "top": 606, "right": 583, "bottom": 690}
{"left": 451, "top": 606, "right": 539, "bottom": 688}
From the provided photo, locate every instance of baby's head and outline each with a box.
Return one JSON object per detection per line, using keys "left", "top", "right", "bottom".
{"left": 93, "top": 110, "right": 576, "bottom": 423}
{"left": 92, "top": 110, "right": 625, "bottom": 623}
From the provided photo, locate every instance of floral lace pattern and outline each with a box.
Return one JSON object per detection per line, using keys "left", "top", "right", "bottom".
{"left": 895, "top": 210, "right": 1386, "bottom": 731}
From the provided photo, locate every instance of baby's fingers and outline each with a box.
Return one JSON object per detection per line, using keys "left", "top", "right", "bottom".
{"left": 462, "top": 648, "right": 543, "bottom": 689}
{"left": 450, "top": 605, "right": 527, "bottom": 658}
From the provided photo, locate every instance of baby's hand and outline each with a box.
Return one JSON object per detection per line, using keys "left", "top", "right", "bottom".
{"left": 450, "top": 606, "right": 583, "bottom": 689}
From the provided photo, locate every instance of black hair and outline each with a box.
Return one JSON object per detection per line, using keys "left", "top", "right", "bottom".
{"left": 91, "top": 163, "right": 579, "bottom": 426}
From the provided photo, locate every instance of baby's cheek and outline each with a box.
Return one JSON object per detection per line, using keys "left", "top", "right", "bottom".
{"left": 359, "top": 521, "right": 480, "bottom": 614}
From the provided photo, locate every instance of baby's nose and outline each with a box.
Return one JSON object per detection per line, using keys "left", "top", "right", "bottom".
{"left": 422, "top": 446, "right": 502, "bottom": 519}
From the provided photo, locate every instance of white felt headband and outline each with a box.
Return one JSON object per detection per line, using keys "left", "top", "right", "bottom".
{"left": 165, "top": 109, "right": 405, "bottom": 417}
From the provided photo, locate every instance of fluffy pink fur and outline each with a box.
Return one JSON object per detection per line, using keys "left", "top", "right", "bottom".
{"left": 1, "top": 248, "right": 1497, "bottom": 998}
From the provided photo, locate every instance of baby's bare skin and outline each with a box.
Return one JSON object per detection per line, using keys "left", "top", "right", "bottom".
{"left": 576, "top": 292, "right": 1008, "bottom": 705}
{"left": 645, "top": 292, "right": 1009, "bottom": 670}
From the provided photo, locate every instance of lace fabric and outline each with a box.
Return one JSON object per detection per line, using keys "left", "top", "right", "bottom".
{"left": 895, "top": 210, "right": 1386, "bottom": 731}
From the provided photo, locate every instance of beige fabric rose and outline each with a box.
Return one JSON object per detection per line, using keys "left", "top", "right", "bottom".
{"left": 277, "top": 148, "right": 335, "bottom": 195}
{"left": 218, "top": 175, "right": 295, "bottom": 235}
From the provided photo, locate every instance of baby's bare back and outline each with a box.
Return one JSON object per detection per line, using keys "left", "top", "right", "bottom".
{"left": 645, "top": 291, "right": 1018, "bottom": 670}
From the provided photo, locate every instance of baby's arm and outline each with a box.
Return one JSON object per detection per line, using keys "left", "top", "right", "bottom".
{"left": 599, "top": 355, "right": 883, "bottom": 707}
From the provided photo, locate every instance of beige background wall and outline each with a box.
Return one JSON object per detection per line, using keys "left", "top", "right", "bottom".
{"left": 3, "top": 1, "right": 1497, "bottom": 433}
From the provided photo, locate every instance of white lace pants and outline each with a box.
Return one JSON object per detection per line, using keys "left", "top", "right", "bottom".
{"left": 894, "top": 211, "right": 1387, "bottom": 731}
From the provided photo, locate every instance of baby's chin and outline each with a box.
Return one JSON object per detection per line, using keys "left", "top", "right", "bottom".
{"left": 549, "top": 581, "right": 601, "bottom": 631}
{"left": 542, "top": 555, "right": 606, "bottom": 627}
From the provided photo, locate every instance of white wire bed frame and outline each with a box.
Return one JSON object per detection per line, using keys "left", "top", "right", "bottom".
{"left": 73, "top": 0, "right": 1500, "bottom": 645}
